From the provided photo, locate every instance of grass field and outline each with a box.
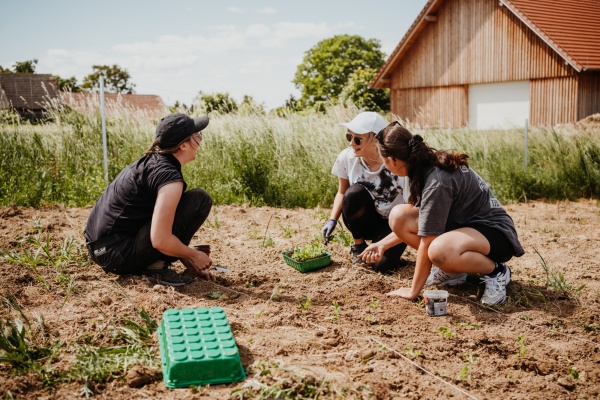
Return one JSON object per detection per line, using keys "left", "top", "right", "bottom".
{"left": 1, "top": 104, "right": 599, "bottom": 208}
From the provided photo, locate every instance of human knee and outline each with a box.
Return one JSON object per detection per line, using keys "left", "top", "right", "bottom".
{"left": 428, "top": 237, "right": 459, "bottom": 272}
{"left": 343, "top": 184, "right": 370, "bottom": 206}
{"left": 187, "top": 188, "right": 212, "bottom": 213}
{"left": 389, "top": 204, "right": 415, "bottom": 232}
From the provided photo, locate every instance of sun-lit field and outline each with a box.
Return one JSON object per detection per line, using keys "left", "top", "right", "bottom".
{"left": 1, "top": 105, "right": 600, "bottom": 399}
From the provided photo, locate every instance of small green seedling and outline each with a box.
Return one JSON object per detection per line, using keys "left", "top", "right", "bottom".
{"left": 279, "top": 224, "right": 295, "bottom": 238}
{"left": 269, "top": 285, "right": 282, "bottom": 301}
{"left": 207, "top": 291, "right": 222, "bottom": 299}
{"left": 567, "top": 367, "right": 579, "bottom": 380}
{"left": 516, "top": 335, "right": 527, "bottom": 357}
{"left": 457, "top": 365, "right": 470, "bottom": 380}
{"left": 369, "top": 298, "right": 380, "bottom": 309}
{"left": 365, "top": 315, "right": 377, "bottom": 325}
{"left": 455, "top": 321, "right": 479, "bottom": 329}
{"left": 415, "top": 297, "right": 425, "bottom": 308}
{"left": 406, "top": 345, "right": 423, "bottom": 359}
{"left": 462, "top": 351, "right": 477, "bottom": 363}
{"left": 438, "top": 326, "right": 455, "bottom": 338}
{"left": 296, "top": 294, "right": 311, "bottom": 310}
{"left": 324, "top": 300, "right": 340, "bottom": 321}
{"left": 520, "top": 315, "right": 533, "bottom": 321}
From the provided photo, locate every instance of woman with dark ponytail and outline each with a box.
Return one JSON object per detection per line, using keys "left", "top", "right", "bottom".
{"left": 359, "top": 121, "right": 524, "bottom": 304}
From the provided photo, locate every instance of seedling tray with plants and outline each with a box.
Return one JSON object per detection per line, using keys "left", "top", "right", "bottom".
{"left": 282, "top": 243, "right": 331, "bottom": 272}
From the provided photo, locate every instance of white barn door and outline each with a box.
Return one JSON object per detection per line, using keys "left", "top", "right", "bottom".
{"left": 468, "top": 81, "right": 530, "bottom": 130}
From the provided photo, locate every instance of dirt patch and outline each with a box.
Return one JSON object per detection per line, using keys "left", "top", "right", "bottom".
{"left": 1, "top": 200, "right": 599, "bottom": 399}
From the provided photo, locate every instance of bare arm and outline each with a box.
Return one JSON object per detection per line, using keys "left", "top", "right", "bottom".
{"left": 329, "top": 177, "right": 349, "bottom": 221}
{"left": 387, "top": 235, "right": 436, "bottom": 300}
{"left": 151, "top": 182, "right": 211, "bottom": 272}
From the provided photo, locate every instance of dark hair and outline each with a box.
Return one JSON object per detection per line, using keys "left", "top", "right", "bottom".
{"left": 376, "top": 122, "right": 469, "bottom": 204}
{"left": 143, "top": 136, "right": 192, "bottom": 155}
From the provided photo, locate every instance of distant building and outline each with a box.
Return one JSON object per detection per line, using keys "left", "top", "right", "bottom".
{"left": 0, "top": 73, "right": 59, "bottom": 119}
{"left": 62, "top": 92, "right": 168, "bottom": 119}
{"left": 370, "top": 0, "right": 600, "bottom": 129}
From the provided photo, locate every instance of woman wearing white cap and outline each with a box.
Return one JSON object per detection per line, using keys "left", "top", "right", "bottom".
{"left": 322, "top": 111, "right": 409, "bottom": 272}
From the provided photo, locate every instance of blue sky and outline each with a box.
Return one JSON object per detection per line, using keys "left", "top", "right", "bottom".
{"left": 1, "top": 1, "right": 427, "bottom": 109}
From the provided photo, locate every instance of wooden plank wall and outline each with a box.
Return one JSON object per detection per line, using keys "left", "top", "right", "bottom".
{"left": 578, "top": 72, "right": 600, "bottom": 120}
{"left": 389, "top": 0, "right": 581, "bottom": 126}
{"left": 393, "top": 85, "right": 467, "bottom": 128}
{"left": 530, "top": 77, "right": 577, "bottom": 126}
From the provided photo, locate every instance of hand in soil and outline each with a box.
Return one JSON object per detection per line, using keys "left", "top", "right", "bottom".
{"left": 181, "top": 257, "right": 212, "bottom": 281}
{"left": 387, "top": 287, "right": 418, "bottom": 300}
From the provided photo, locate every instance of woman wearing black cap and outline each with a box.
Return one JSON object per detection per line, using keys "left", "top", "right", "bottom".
{"left": 84, "top": 113, "right": 213, "bottom": 286}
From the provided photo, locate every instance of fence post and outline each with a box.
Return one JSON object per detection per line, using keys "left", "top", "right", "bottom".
{"left": 100, "top": 76, "right": 108, "bottom": 183}
{"left": 524, "top": 118, "right": 528, "bottom": 170}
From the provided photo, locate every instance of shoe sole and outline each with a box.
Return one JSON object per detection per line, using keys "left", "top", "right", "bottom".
{"left": 144, "top": 273, "right": 192, "bottom": 287}
{"left": 427, "top": 274, "right": 467, "bottom": 287}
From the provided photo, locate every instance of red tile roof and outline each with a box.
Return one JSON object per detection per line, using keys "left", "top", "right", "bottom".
{"left": 62, "top": 92, "right": 167, "bottom": 118}
{"left": 502, "top": 0, "right": 600, "bottom": 71}
{"left": 0, "top": 73, "right": 58, "bottom": 110}
{"left": 371, "top": 0, "right": 600, "bottom": 87}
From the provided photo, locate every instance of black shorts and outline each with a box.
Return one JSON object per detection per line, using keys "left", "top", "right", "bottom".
{"left": 464, "top": 224, "right": 514, "bottom": 263}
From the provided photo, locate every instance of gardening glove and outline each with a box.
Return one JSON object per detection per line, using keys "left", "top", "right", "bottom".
{"left": 322, "top": 219, "right": 337, "bottom": 244}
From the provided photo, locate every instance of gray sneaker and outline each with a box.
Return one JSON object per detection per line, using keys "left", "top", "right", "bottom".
{"left": 425, "top": 266, "right": 467, "bottom": 286}
{"left": 142, "top": 267, "right": 194, "bottom": 287}
{"left": 480, "top": 263, "right": 511, "bottom": 304}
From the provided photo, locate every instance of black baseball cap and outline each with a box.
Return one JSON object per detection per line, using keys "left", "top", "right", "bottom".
{"left": 155, "top": 113, "right": 209, "bottom": 148}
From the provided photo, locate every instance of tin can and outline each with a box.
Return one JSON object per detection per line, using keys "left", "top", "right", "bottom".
{"left": 424, "top": 290, "right": 448, "bottom": 316}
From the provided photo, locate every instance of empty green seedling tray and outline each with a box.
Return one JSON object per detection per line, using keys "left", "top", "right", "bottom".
{"left": 157, "top": 307, "right": 246, "bottom": 388}
{"left": 282, "top": 250, "right": 332, "bottom": 272}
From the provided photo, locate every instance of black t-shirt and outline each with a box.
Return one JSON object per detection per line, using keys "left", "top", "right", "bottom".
{"left": 84, "top": 153, "right": 186, "bottom": 242}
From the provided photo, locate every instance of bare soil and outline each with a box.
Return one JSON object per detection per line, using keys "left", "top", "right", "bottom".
{"left": 1, "top": 200, "right": 599, "bottom": 399}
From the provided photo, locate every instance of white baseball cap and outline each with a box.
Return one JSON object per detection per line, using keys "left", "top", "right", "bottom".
{"left": 340, "top": 111, "right": 388, "bottom": 135}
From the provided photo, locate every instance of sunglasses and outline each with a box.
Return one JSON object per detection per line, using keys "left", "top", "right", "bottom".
{"left": 346, "top": 133, "right": 364, "bottom": 146}
{"left": 190, "top": 132, "right": 202, "bottom": 145}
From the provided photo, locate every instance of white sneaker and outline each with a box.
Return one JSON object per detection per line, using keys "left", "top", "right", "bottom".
{"left": 425, "top": 266, "right": 467, "bottom": 286}
{"left": 480, "top": 263, "right": 512, "bottom": 304}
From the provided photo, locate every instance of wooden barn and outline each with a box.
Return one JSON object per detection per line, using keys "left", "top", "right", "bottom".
{"left": 370, "top": 0, "right": 600, "bottom": 129}
{"left": 0, "top": 73, "right": 59, "bottom": 119}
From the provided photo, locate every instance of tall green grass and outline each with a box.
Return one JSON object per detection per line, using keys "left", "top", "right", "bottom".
{"left": 0, "top": 102, "right": 598, "bottom": 207}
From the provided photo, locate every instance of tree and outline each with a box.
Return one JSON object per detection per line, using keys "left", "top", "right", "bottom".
{"left": 81, "top": 64, "right": 135, "bottom": 93}
{"left": 13, "top": 59, "right": 38, "bottom": 73}
{"left": 339, "top": 67, "right": 389, "bottom": 112}
{"left": 0, "top": 65, "right": 12, "bottom": 73}
{"left": 53, "top": 75, "right": 81, "bottom": 92}
{"left": 194, "top": 91, "right": 238, "bottom": 114}
{"left": 293, "top": 35, "right": 386, "bottom": 108}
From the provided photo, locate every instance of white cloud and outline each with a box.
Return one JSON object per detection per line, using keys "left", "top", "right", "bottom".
{"left": 246, "top": 24, "right": 271, "bottom": 37}
{"left": 227, "top": 6, "right": 244, "bottom": 13}
{"left": 113, "top": 34, "right": 246, "bottom": 56}
{"left": 272, "top": 22, "right": 333, "bottom": 39}
{"left": 257, "top": 7, "right": 277, "bottom": 15}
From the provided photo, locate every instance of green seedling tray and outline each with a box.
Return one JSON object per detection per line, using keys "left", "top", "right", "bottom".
{"left": 157, "top": 307, "right": 246, "bottom": 388}
{"left": 282, "top": 250, "right": 332, "bottom": 272}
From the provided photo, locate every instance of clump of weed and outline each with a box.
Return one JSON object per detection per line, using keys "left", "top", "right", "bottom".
{"left": 231, "top": 360, "right": 373, "bottom": 399}
{"left": 0, "top": 295, "right": 62, "bottom": 378}
{"left": 534, "top": 247, "right": 585, "bottom": 297}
